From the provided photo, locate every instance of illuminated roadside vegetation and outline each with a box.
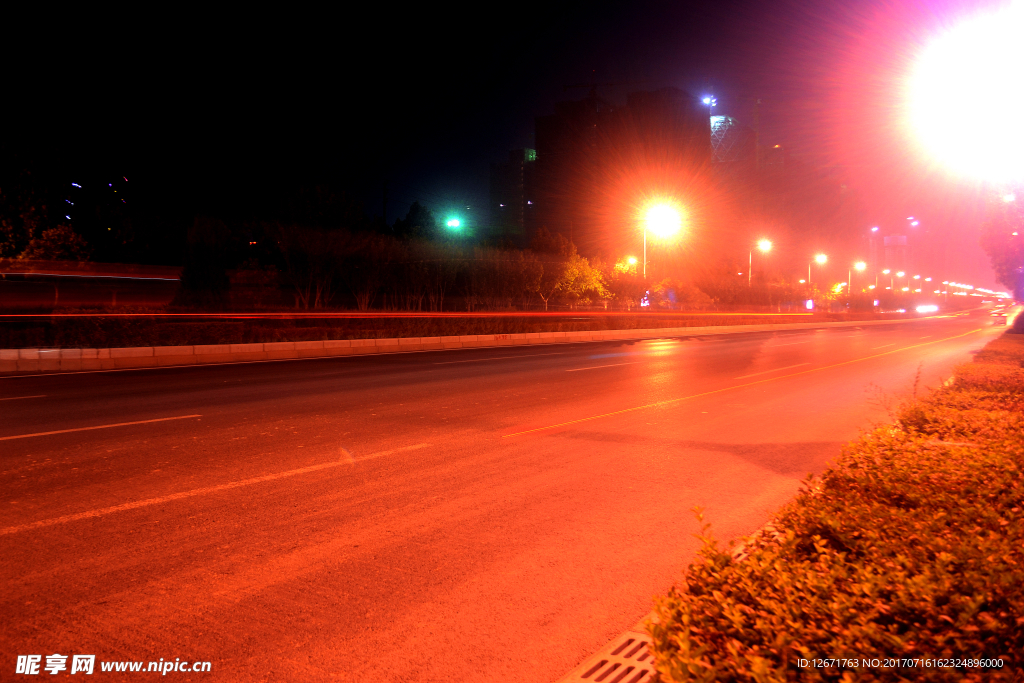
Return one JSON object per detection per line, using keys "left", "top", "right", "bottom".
{"left": 649, "top": 333, "right": 1024, "bottom": 682}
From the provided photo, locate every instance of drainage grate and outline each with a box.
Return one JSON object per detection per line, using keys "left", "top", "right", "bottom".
{"left": 558, "top": 631, "right": 657, "bottom": 683}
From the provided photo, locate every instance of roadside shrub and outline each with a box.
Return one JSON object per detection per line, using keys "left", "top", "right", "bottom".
{"left": 648, "top": 334, "right": 1024, "bottom": 682}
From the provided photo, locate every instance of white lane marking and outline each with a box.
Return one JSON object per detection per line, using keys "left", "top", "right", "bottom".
{"left": 871, "top": 343, "right": 896, "bottom": 349}
{"left": 0, "top": 394, "right": 46, "bottom": 401}
{"left": 0, "top": 443, "right": 431, "bottom": 535}
{"left": 733, "top": 363, "right": 810, "bottom": 379}
{"left": 770, "top": 340, "right": 813, "bottom": 346}
{"left": 566, "top": 362, "right": 638, "bottom": 372}
{"left": 0, "top": 415, "right": 203, "bottom": 442}
{"left": 345, "top": 442, "right": 430, "bottom": 464}
{"left": 434, "top": 351, "right": 567, "bottom": 364}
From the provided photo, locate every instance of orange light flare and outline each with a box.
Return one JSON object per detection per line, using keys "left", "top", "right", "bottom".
{"left": 906, "top": 2, "right": 1024, "bottom": 183}
{"left": 641, "top": 200, "right": 685, "bottom": 241}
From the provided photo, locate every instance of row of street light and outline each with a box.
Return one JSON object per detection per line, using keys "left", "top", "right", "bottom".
{"left": 632, "top": 201, "right": 1008, "bottom": 302}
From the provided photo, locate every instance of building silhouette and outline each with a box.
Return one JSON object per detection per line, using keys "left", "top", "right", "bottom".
{"left": 489, "top": 149, "right": 536, "bottom": 246}
{"left": 491, "top": 87, "right": 710, "bottom": 255}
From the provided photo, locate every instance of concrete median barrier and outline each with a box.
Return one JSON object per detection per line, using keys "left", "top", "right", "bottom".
{"left": 0, "top": 317, "right": 936, "bottom": 374}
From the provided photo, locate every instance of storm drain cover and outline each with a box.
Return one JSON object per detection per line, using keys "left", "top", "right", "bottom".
{"left": 558, "top": 630, "right": 656, "bottom": 683}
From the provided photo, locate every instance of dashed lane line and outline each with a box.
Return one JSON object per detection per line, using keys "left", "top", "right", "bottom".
{"left": 0, "top": 443, "right": 432, "bottom": 535}
{"left": 502, "top": 327, "right": 985, "bottom": 438}
{"left": 733, "top": 363, "right": 810, "bottom": 379}
{"left": 0, "top": 414, "right": 203, "bottom": 441}
{"left": 769, "top": 339, "right": 814, "bottom": 346}
{"left": 434, "top": 352, "right": 567, "bottom": 364}
{"left": 566, "top": 362, "right": 638, "bottom": 372}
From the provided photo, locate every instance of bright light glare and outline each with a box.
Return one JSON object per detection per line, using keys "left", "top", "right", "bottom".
{"left": 446, "top": 218, "right": 461, "bottom": 228}
{"left": 897, "top": 271, "right": 906, "bottom": 277}
{"left": 644, "top": 203, "right": 683, "bottom": 239}
{"left": 814, "top": 253, "right": 828, "bottom": 264}
{"left": 883, "top": 269, "right": 891, "bottom": 274}
{"left": 908, "top": 3, "right": 1024, "bottom": 182}
{"left": 917, "top": 304, "right": 939, "bottom": 313}
{"left": 1004, "top": 193, "right": 1016, "bottom": 202}
{"left": 854, "top": 261, "right": 867, "bottom": 271}
{"left": 757, "top": 239, "right": 772, "bottom": 253}
{"left": 627, "top": 256, "right": 638, "bottom": 265}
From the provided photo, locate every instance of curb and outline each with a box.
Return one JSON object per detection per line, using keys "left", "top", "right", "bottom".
{"left": 0, "top": 317, "right": 933, "bottom": 375}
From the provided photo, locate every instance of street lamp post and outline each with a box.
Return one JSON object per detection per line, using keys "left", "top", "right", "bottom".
{"left": 850, "top": 261, "right": 866, "bottom": 302}
{"left": 749, "top": 239, "right": 772, "bottom": 286}
{"left": 642, "top": 202, "right": 683, "bottom": 280}
{"left": 808, "top": 253, "right": 827, "bottom": 283}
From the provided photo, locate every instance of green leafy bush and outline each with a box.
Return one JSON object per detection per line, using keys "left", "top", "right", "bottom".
{"left": 649, "top": 335, "right": 1024, "bottom": 682}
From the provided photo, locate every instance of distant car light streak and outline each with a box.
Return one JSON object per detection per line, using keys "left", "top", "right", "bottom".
{"left": 916, "top": 305, "right": 939, "bottom": 313}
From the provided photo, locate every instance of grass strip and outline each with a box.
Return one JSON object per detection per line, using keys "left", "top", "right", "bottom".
{"left": 648, "top": 333, "right": 1024, "bottom": 682}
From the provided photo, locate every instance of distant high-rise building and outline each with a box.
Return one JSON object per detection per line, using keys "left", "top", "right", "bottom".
{"left": 884, "top": 235, "right": 909, "bottom": 271}
{"left": 710, "top": 116, "right": 754, "bottom": 163}
{"left": 489, "top": 148, "right": 536, "bottom": 246}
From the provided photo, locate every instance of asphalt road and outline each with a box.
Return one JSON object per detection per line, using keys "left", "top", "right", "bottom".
{"left": 0, "top": 311, "right": 1003, "bottom": 681}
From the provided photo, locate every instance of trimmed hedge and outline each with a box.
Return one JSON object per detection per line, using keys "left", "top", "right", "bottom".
{"left": 649, "top": 334, "right": 1024, "bottom": 682}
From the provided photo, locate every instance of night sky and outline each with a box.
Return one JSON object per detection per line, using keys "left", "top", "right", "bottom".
{"left": 3, "top": 0, "right": 1003, "bottom": 286}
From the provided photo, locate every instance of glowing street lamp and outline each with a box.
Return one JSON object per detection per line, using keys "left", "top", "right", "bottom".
{"left": 641, "top": 201, "right": 683, "bottom": 279}
{"left": 907, "top": 3, "right": 1024, "bottom": 183}
{"left": 808, "top": 253, "right": 827, "bottom": 283}
{"left": 849, "top": 261, "right": 867, "bottom": 295}
{"left": 445, "top": 218, "right": 461, "bottom": 230}
{"left": 749, "top": 239, "right": 772, "bottom": 286}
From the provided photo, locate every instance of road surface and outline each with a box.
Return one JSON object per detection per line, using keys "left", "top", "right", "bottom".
{"left": 0, "top": 311, "right": 1002, "bottom": 681}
